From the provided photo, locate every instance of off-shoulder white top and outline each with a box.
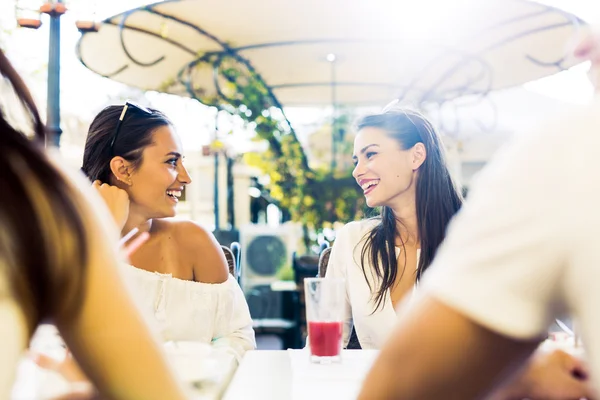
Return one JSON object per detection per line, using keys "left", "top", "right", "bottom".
{"left": 325, "top": 219, "right": 420, "bottom": 350}
{"left": 122, "top": 265, "right": 256, "bottom": 362}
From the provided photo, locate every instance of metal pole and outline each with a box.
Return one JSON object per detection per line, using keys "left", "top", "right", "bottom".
{"left": 46, "top": 0, "right": 63, "bottom": 147}
{"left": 329, "top": 54, "right": 337, "bottom": 173}
{"left": 226, "top": 156, "right": 235, "bottom": 229}
{"left": 213, "top": 111, "right": 220, "bottom": 231}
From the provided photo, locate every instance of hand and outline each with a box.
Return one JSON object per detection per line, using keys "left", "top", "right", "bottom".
{"left": 489, "top": 348, "right": 596, "bottom": 400}
{"left": 48, "top": 387, "right": 98, "bottom": 400}
{"left": 121, "top": 229, "right": 150, "bottom": 259}
{"left": 31, "top": 351, "right": 87, "bottom": 383}
{"left": 92, "top": 180, "right": 130, "bottom": 230}
{"left": 31, "top": 351, "right": 98, "bottom": 399}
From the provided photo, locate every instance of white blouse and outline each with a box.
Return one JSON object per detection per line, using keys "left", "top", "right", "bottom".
{"left": 325, "top": 219, "right": 419, "bottom": 349}
{"left": 122, "top": 265, "right": 256, "bottom": 362}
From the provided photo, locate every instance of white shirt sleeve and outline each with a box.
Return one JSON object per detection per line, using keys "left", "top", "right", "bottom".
{"left": 211, "top": 276, "right": 256, "bottom": 363}
{"left": 325, "top": 225, "right": 355, "bottom": 348}
{"left": 420, "top": 118, "right": 574, "bottom": 340}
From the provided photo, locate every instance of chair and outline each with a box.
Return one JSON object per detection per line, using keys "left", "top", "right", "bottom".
{"left": 250, "top": 292, "right": 300, "bottom": 349}
{"left": 221, "top": 242, "right": 243, "bottom": 283}
{"left": 318, "top": 241, "right": 329, "bottom": 254}
{"left": 317, "top": 247, "right": 332, "bottom": 278}
{"left": 249, "top": 276, "right": 301, "bottom": 349}
{"left": 241, "top": 245, "right": 301, "bottom": 349}
{"left": 317, "top": 245, "right": 362, "bottom": 349}
{"left": 230, "top": 241, "right": 241, "bottom": 284}
{"left": 293, "top": 252, "right": 320, "bottom": 346}
{"left": 249, "top": 251, "right": 316, "bottom": 349}
{"left": 221, "top": 245, "right": 237, "bottom": 280}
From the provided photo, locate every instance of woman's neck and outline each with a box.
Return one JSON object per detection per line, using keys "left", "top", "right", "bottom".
{"left": 391, "top": 204, "right": 419, "bottom": 245}
{"left": 121, "top": 213, "right": 153, "bottom": 237}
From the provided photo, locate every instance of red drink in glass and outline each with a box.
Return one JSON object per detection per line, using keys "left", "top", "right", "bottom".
{"left": 304, "top": 278, "right": 345, "bottom": 363}
{"left": 308, "top": 321, "right": 343, "bottom": 357}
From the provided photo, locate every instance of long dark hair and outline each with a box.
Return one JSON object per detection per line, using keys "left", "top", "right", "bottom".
{"left": 81, "top": 105, "right": 171, "bottom": 183}
{"left": 0, "top": 50, "right": 88, "bottom": 335}
{"left": 357, "top": 109, "right": 463, "bottom": 311}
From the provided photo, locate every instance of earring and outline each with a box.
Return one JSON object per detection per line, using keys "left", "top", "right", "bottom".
{"left": 118, "top": 177, "right": 132, "bottom": 186}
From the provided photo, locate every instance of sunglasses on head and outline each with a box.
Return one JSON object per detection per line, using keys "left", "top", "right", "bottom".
{"left": 109, "top": 101, "right": 152, "bottom": 156}
{"left": 381, "top": 98, "right": 400, "bottom": 113}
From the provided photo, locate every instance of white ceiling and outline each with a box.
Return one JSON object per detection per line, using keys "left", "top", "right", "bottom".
{"left": 77, "top": 0, "right": 586, "bottom": 107}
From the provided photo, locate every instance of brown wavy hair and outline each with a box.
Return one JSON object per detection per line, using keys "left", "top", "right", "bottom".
{"left": 0, "top": 50, "right": 88, "bottom": 336}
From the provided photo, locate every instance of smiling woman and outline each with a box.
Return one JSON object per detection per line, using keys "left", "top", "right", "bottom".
{"left": 80, "top": 103, "right": 256, "bottom": 361}
{"left": 326, "top": 109, "right": 463, "bottom": 350}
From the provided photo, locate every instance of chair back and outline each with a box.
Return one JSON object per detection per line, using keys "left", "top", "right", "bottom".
{"left": 318, "top": 241, "right": 329, "bottom": 255}
{"left": 317, "top": 247, "right": 332, "bottom": 278}
{"left": 230, "top": 241, "right": 241, "bottom": 283}
{"left": 221, "top": 245, "right": 236, "bottom": 278}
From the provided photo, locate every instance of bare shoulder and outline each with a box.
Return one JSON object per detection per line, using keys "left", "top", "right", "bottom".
{"left": 169, "top": 219, "right": 212, "bottom": 244}
{"left": 160, "top": 219, "right": 229, "bottom": 283}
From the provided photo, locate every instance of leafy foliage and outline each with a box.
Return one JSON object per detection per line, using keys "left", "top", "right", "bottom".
{"left": 184, "top": 54, "right": 365, "bottom": 237}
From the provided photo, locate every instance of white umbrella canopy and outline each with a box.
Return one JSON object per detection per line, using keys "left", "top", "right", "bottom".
{"left": 77, "top": 0, "right": 587, "bottom": 108}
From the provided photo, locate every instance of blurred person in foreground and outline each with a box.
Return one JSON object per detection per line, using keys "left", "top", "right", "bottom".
{"left": 358, "top": 29, "right": 600, "bottom": 400}
{"left": 0, "top": 50, "right": 189, "bottom": 399}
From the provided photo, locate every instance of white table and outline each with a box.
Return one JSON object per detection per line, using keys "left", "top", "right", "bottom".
{"left": 222, "top": 350, "right": 379, "bottom": 400}
{"left": 11, "top": 326, "right": 237, "bottom": 400}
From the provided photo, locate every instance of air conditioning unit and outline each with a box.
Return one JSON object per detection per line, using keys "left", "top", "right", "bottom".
{"left": 239, "top": 224, "right": 298, "bottom": 319}
{"left": 239, "top": 224, "right": 297, "bottom": 289}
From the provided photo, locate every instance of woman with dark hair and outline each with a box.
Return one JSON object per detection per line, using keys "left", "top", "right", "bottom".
{"left": 328, "top": 108, "right": 593, "bottom": 400}
{"left": 80, "top": 103, "right": 255, "bottom": 361}
{"left": 325, "top": 109, "right": 462, "bottom": 349}
{"left": 0, "top": 51, "right": 188, "bottom": 398}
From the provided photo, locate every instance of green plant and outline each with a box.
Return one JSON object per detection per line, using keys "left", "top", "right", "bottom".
{"left": 183, "top": 54, "right": 365, "bottom": 244}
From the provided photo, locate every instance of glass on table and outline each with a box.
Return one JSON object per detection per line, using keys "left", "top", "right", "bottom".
{"left": 164, "top": 341, "right": 237, "bottom": 399}
{"left": 304, "top": 277, "right": 345, "bottom": 364}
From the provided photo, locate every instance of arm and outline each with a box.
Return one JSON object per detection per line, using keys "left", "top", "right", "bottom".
{"left": 211, "top": 278, "right": 256, "bottom": 362}
{"left": 179, "top": 221, "right": 255, "bottom": 360}
{"left": 324, "top": 226, "right": 353, "bottom": 348}
{"left": 55, "top": 171, "right": 188, "bottom": 400}
{"left": 359, "top": 296, "right": 538, "bottom": 400}
{"left": 488, "top": 347, "right": 595, "bottom": 400}
{"left": 179, "top": 221, "right": 229, "bottom": 284}
{"left": 0, "top": 297, "right": 27, "bottom": 399}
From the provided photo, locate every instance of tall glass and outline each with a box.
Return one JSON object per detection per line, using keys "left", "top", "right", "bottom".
{"left": 304, "top": 277, "right": 345, "bottom": 364}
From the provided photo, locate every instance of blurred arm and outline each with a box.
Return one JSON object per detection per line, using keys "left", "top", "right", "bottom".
{"left": 359, "top": 296, "right": 537, "bottom": 400}
{"left": 488, "top": 346, "right": 595, "bottom": 400}
{"left": 55, "top": 171, "right": 188, "bottom": 400}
